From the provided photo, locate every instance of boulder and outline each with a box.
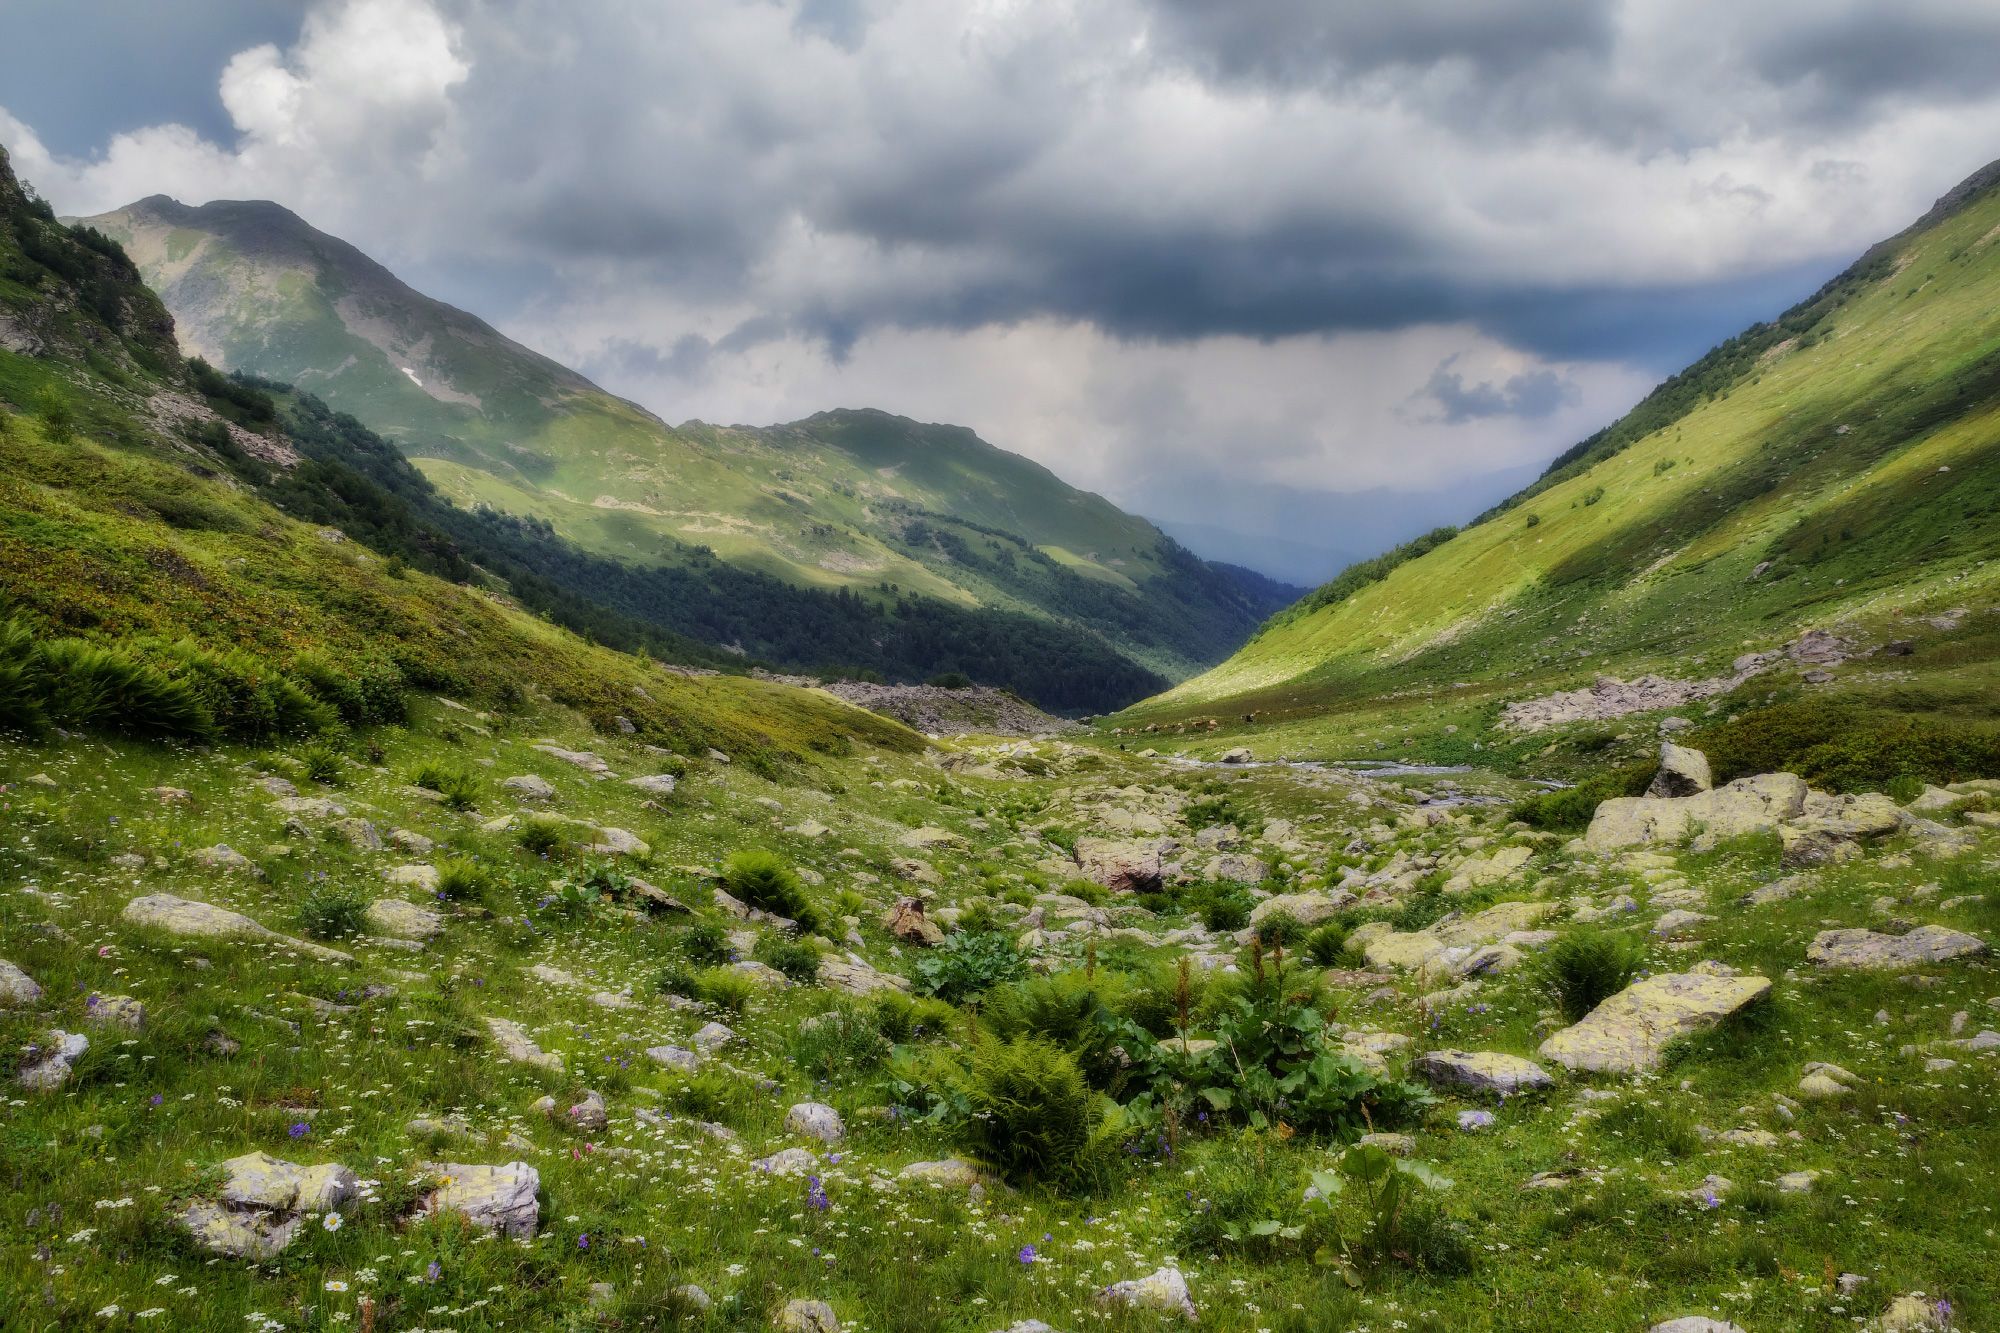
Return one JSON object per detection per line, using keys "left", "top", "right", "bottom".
{"left": 1649, "top": 1321, "right": 1747, "bottom": 1333}
{"left": 776, "top": 1300, "right": 840, "bottom": 1332}
{"left": 1074, "top": 838, "right": 1163, "bottom": 894}
{"left": 1585, "top": 773, "right": 1808, "bottom": 853}
{"left": 531, "top": 743, "right": 613, "bottom": 777}
{"left": 1779, "top": 825, "right": 1863, "bottom": 869}
{"left": 897, "top": 1159, "right": 987, "bottom": 1188}
{"left": 179, "top": 1200, "right": 303, "bottom": 1260}
{"left": 1646, "top": 743, "right": 1713, "bottom": 798}
{"left": 786, "top": 1102, "right": 846, "bottom": 1143}
{"left": 883, "top": 897, "right": 945, "bottom": 946}
{"left": 818, "top": 957, "right": 910, "bottom": 996}
{"left": 1098, "top": 1267, "right": 1197, "bottom": 1320}
{"left": 18, "top": 1030, "right": 87, "bottom": 1090}
{"left": 1806, "top": 926, "right": 1987, "bottom": 971}
{"left": 1206, "top": 853, "right": 1269, "bottom": 884}
{"left": 420, "top": 1161, "right": 541, "bottom": 1237}
{"left": 901, "top": 826, "right": 966, "bottom": 851}
{"left": 367, "top": 898, "right": 444, "bottom": 941}
{"left": 1539, "top": 965, "right": 1771, "bottom": 1073}
{"left": 1411, "top": 1049, "right": 1554, "bottom": 1096}
{"left": 754, "top": 1147, "right": 818, "bottom": 1176}
{"left": 1248, "top": 891, "right": 1353, "bottom": 930}
{"left": 691, "top": 1021, "right": 736, "bottom": 1052}
{"left": 1443, "top": 844, "right": 1533, "bottom": 895}
{"left": 501, "top": 774, "right": 556, "bottom": 801}
{"left": 485, "top": 1016, "right": 563, "bottom": 1071}
{"left": 626, "top": 774, "right": 679, "bottom": 796}
{"left": 587, "top": 827, "right": 650, "bottom": 856}
{"left": 122, "top": 894, "right": 353, "bottom": 965}
{"left": 219, "top": 1151, "right": 358, "bottom": 1212}
{"left": 192, "top": 844, "right": 260, "bottom": 875}
{"left": 0, "top": 959, "right": 42, "bottom": 1005}
{"left": 84, "top": 993, "right": 145, "bottom": 1030}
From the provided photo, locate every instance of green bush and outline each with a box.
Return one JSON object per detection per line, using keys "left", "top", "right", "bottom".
{"left": 913, "top": 930, "right": 1026, "bottom": 1004}
{"left": 961, "top": 1037, "right": 1120, "bottom": 1190}
{"left": 1510, "top": 762, "right": 1656, "bottom": 831}
{"left": 870, "top": 990, "right": 962, "bottom": 1045}
{"left": 299, "top": 883, "right": 368, "bottom": 940}
{"left": 1692, "top": 696, "right": 2000, "bottom": 793}
{"left": 679, "top": 919, "right": 733, "bottom": 965}
{"left": 984, "top": 970, "right": 1121, "bottom": 1049}
{"left": 413, "top": 762, "right": 481, "bottom": 811}
{"left": 719, "top": 849, "right": 819, "bottom": 930}
{"left": 1534, "top": 929, "right": 1646, "bottom": 1022}
{"left": 36, "top": 638, "right": 213, "bottom": 739}
{"left": 434, "top": 856, "right": 498, "bottom": 905}
{"left": 1115, "top": 959, "right": 1212, "bottom": 1038}
{"left": 299, "top": 743, "right": 344, "bottom": 786}
{"left": 1304, "top": 922, "right": 1351, "bottom": 966}
{"left": 136, "top": 638, "right": 335, "bottom": 740}
{"left": 689, "top": 966, "right": 757, "bottom": 1014}
{"left": 515, "top": 815, "right": 568, "bottom": 856}
{"left": 1198, "top": 885, "right": 1253, "bottom": 933}
{"left": 0, "top": 619, "right": 47, "bottom": 733}
{"left": 292, "top": 652, "right": 407, "bottom": 725}
{"left": 1253, "top": 910, "right": 1308, "bottom": 947}
{"left": 790, "top": 1003, "right": 891, "bottom": 1080}
{"left": 753, "top": 933, "right": 822, "bottom": 984}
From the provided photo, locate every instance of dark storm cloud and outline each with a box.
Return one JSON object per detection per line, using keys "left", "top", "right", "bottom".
{"left": 1418, "top": 359, "right": 1578, "bottom": 425}
{"left": 1140, "top": 0, "right": 1615, "bottom": 89}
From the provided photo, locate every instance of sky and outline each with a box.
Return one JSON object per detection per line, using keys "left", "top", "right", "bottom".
{"left": 4, "top": 1, "right": 2000, "bottom": 583}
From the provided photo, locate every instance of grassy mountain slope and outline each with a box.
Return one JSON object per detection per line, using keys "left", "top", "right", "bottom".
{"left": 1119, "top": 156, "right": 2000, "bottom": 769}
{"left": 79, "top": 196, "right": 1298, "bottom": 680}
{"left": 0, "top": 145, "right": 919, "bottom": 769}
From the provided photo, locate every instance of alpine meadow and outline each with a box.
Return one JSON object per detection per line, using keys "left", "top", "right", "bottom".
{"left": 3, "top": 6, "right": 2000, "bottom": 1333}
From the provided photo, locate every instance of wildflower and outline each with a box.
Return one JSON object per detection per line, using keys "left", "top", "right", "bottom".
{"left": 324, "top": 1280, "right": 349, "bottom": 1292}
{"left": 807, "top": 1176, "right": 830, "bottom": 1211}
{"left": 323, "top": 1212, "right": 344, "bottom": 1232}
{"left": 577, "top": 1234, "right": 590, "bottom": 1250}
{"left": 1018, "top": 1245, "right": 1038, "bottom": 1264}
{"left": 289, "top": 1122, "right": 311, "bottom": 1139}
{"left": 425, "top": 1261, "right": 441, "bottom": 1283}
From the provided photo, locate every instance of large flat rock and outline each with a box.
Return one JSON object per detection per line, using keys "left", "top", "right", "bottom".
{"left": 1540, "top": 966, "right": 1770, "bottom": 1073}
{"left": 1585, "top": 774, "right": 1808, "bottom": 853}
{"left": 122, "top": 893, "right": 352, "bottom": 964}
{"left": 1806, "top": 925, "right": 1988, "bottom": 971}
{"left": 1411, "top": 1049, "right": 1554, "bottom": 1095}
{"left": 420, "top": 1161, "right": 540, "bottom": 1237}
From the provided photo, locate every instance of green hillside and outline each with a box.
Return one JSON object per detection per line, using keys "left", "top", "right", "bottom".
{"left": 0, "top": 145, "right": 918, "bottom": 770}
{"left": 78, "top": 196, "right": 1298, "bottom": 683}
{"left": 1118, "top": 157, "right": 2000, "bottom": 775}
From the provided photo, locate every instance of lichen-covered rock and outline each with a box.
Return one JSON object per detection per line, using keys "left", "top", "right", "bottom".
{"left": 776, "top": 1299, "right": 840, "bottom": 1332}
{"left": 786, "top": 1102, "right": 846, "bottom": 1143}
{"left": 1411, "top": 1049, "right": 1554, "bottom": 1095}
{"left": 645, "top": 1044, "right": 702, "bottom": 1073}
{"left": 691, "top": 1021, "right": 736, "bottom": 1052}
{"left": 421, "top": 1161, "right": 541, "bottom": 1237}
{"left": 122, "top": 894, "right": 353, "bottom": 964}
{"left": 1539, "top": 966, "right": 1771, "bottom": 1073}
{"left": 1443, "top": 844, "right": 1533, "bottom": 894}
{"left": 219, "top": 1151, "right": 358, "bottom": 1212}
{"left": 1098, "top": 1267, "right": 1197, "bottom": 1320}
{"left": 627, "top": 773, "right": 679, "bottom": 796}
{"left": 1646, "top": 742, "right": 1714, "bottom": 798}
{"left": 754, "top": 1147, "right": 818, "bottom": 1175}
{"left": 0, "top": 959, "right": 42, "bottom": 1005}
{"left": 1206, "top": 853, "right": 1270, "bottom": 884}
{"left": 1247, "top": 890, "right": 1354, "bottom": 930}
{"left": 84, "top": 993, "right": 145, "bottom": 1030}
{"left": 179, "top": 1199, "right": 302, "bottom": 1260}
{"left": 18, "top": 1030, "right": 87, "bottom": 1090}
{"left": 485, "top": 1016, "right": 563, "bottom": 1070}
{"left": 1073, "top": 838, "right": 1163, "bottom": 894}
{"left": 367, "top": 897, "right": 444, "bottom": 940}
{"left": 192, "top": 844, "right": 260, "bottom": 875}
{"left": 884, "top": 896, "right": 944, "bottom": 946}
{"left": 897, "top": 1159, "right": 987, "bottom": 1188}
{"left": 818, "top": 957, "right": 910, "bottom": 996}
{"left": 587, "top": 827, "right": 650, "bottom": 856}
{"left": 1585, "top": 773, "right": 1808, "bottom": 853}
{"left": 1806, "top": 925, "right": 1987, "bottom": 970}
{"left": 502, "top": 774, "right": 556, "bottom": 800}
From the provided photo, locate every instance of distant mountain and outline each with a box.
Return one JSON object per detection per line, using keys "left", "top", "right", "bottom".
{"left": 79, "top": 195, "right": 1301, "bottom": 688}
{"left": 1126, "top": 155, "right": 2000, "bottom": 764}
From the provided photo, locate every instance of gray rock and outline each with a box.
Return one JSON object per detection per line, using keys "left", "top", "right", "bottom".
{"left": 84, "top": 993, "right": 144, "bottom": 1030}
{"left": 786, "top": 1101, "right": 846, "bottom": 1143}
{"left": 627, "top": 774, "right": 679, "bottom": 796}
{"left": 0, "top": 959, "right": 42, "bottom": 1005}
{"left": 1098, "top": 1267, "right": 1197, "bottom": 1320}
{"left": 1806, "top": 925, "right": 1988, "bottom": 970}
{"left": 691, "top": 1021, "right": 736, "bottom": 1052}
{"left": 776, "top": 1299, "right": 840, "bottom": 1332}
{"left": 1411, "top": 1049, "right": 1554, "bottom": 1096}
{"left": 1540, "top": 965, "right": 1771, "bottom": 1073}
{"left": 191, "top": 844, "right": 260, "bottom": 875}
{"left": 485, "top": 1016, "right": 563, "bottom": 1070}
{"left": 1649, "top": 1320, "right": 1747, "bottom": 1333}
{"left": 219, "top": 1151, "right": 358, "bottom": 1212}
{"left": 1206, "top": 853, "right": 1270, "bottom": 884}
{"left": 366, "top": 897, "right": 444, "bottom": 941}
{"left": 18, "top": 1030, "right": 87, "bottom": 1090}
{"left": 754, "top": 1147, "right": 818, "bottom": 1175}
{"left": 122, "top": 894, "right": 353, "bottom": 965}
{"left": 420, "top": 1161, "right": 541, "bottom": 1237}
{"left": 502, "top": 774, "right": 557, "bottom": 800}
{"left": 646, "top": 1044, "right": 701, "bottom": 1073}
{"left": 1647, "top": 743, "right": 1713, "bottom": 798}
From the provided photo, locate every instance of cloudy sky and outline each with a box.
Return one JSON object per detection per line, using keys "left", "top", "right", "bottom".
{"left": 5, "top": 0, "right": 1999, "bottom": 581}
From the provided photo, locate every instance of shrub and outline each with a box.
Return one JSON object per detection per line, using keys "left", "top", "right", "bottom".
{"left": 689, "top": 966, "right": 757, "bottom": 1014}
{"left": 136, "top": 639, "right": 335, "bottom": 740}
{"left": 984, "top": 970, "right": 1120, "bottom": 1049}
{"left": 1304, "top": 922, "right": 1351, "bottom": 967}
{"left": 870, "top": 990, "right": 962, "bottom": 1045}
{"left": 719, "top": 849, "right": 819, "bottom": 930}
{"left": 1115, "top": 959, "right": 1212, "bottom": 1038}
{"left": 961, "top": 1037, "right": 1119, "bottom": 1190}
{"left": 299, "top": 743, "right": 344, "bottom": 786}
{"left": 292, "top": 652, "right": 407, "bottom": 726}
{"left": 434, "top": 856, "right": 498, "bottom": 905}
{"left": 516, "top": 816, "right": 569, "bottom": 857}
{"left": 913, "top": 930, "right": 1026, "bottom": 1004}
{"left": 0, "top": 619, "right": 48, "bottom": 734}
{"left": 1534, "top": 929, "right": 1646, "bottom": 1022}
{"left": 790, "top": 1003, "right": 891, "bottom": 1080}
{"left": 753, "top": 933, "right": 822, "bottom": 984}
{"left": 413, "top": 762, "right": 481, "bottom": 811}
{"left": 299, "top": 883, "right": 368, "bottom": 940}
{"left": 679, "top": 919, "right": 733, "bottom": 965}
{"left": 1199, "top": 886, "right": 1253, "bottom": 933}
{"left": 1510, "top": 762, "right": 1656, "bottom": 831}
{"left": 1253, "top": 910, "right": 1308, "bottom": 947}
{"left": 36, "top": 638, "right": 213, "bottom": 739}
{"left": 1691, "top": 696, "right": 2000, "bottom": 793}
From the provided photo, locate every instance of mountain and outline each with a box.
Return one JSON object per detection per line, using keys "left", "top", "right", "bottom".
{"left": 1118, "top": 156, "right": 2000, "bottom": 785}
{"left": 0, "top": 143, "right": 919, "bottom": 766}
{"left": 76, "top": 195, "right": 1301, "bottom": 689}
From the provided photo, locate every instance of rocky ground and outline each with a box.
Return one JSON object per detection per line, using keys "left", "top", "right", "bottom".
{"left": 1, "top": 700, "right": 1995, "bottom": 1332}
{"left": 774, "top": 679, "right": 1080, "bottom": 738}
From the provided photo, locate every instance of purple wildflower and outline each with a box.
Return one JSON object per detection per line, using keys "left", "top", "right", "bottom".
{"left": 1017, "top": 1245, "right": 1038, "bottom": 1265}
{"left": 806, "top": 1176, "right": 830, "bottom": 1211}
{"left": 288, "top": 1122, "right": 310, "bottom": 1139}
